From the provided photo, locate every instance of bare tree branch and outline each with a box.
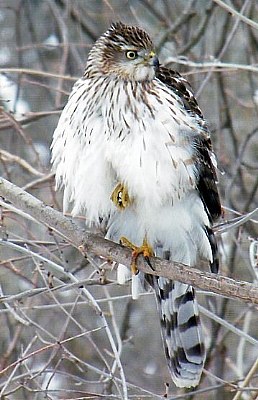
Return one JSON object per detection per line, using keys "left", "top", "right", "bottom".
{"left": 212, "top": 0, "right": 258, "bottom": 30}
{"left": 0, "top": 176, "right": 257, "bottom": 305}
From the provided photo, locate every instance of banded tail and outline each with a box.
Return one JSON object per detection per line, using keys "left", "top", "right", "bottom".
{"left": 150, "top": 276, "right": 205, "bottom": 388}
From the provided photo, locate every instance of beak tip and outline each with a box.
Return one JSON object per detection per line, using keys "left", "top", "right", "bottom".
{"left": 152, "top": 56, "right": 160, "bottom": 68}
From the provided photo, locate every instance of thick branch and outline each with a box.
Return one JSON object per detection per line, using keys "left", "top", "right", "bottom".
{"left": 0, "top": 177, "right": 258, "bottom": 305}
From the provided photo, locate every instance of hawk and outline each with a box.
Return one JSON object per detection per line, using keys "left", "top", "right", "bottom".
{"left": 51, "top": 22, "right": 221, "bottom": 388}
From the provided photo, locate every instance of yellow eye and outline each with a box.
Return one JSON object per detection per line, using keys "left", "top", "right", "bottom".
{"left": 126, "top": 50, "right": 138, "bottom": 60}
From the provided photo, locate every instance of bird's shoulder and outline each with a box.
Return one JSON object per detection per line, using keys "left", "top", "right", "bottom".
{"left": 155, "top": 66, "right": 204, "bottom": 122}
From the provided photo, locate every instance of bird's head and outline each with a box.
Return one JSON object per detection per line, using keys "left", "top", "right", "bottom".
{"left": 86, "top": 22, "right": 159, "bottom": 81}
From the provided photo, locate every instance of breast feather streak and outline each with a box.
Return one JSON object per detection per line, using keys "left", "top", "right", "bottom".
{"left": 104, "top": 79, "right": 199, "bottom": 206}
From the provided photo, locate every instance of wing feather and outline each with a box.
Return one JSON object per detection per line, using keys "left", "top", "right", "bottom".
{"left": 155, "top": 66, "right": 221, "bottom": 223}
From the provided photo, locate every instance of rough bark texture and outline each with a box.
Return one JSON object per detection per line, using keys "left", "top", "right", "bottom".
{"left": 1, "top": 177, "right": 257, "bottom": 305}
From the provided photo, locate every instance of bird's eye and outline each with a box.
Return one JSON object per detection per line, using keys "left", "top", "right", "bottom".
{"left": 126, "top": 50, "right": 138, "bottom": 60}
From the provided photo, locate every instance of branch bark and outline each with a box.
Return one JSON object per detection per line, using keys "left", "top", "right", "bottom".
{"left": 0, "top": 176, "right": 258, "bottom": 305}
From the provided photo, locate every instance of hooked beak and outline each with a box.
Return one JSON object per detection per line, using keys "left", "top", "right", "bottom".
{"left": 144, "top": 51, "right": 160, "bottom": 69}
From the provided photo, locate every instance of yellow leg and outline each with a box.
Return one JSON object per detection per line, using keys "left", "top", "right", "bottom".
{"left": 110, "top": 183, "right": 131, "bottom": 210}
{"left": 120, "top": 236, "right": 154, "bottom": 275}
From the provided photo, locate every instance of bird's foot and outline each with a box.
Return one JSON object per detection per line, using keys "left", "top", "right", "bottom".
{"left": 120, "top": 236, "right": 154, "bottom": 275}
{"left": 111, "top": 183, "right": 131, "bottom": 210}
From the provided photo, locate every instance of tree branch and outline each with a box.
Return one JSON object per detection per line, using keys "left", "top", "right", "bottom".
{"left": 0, "top": 177, "right": 258, "bottom": 305}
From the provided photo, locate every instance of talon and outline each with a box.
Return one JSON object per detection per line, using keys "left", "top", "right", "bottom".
{"left": 131, "top": 261, "right": 139, "bottom": 275}
{"left": 120, "top": 236, "right": 154, "bottom": 274}
{"left": 144, "top": 255, "right": 155, "bottom": 271}
{"left": 111, "top": 183, "right": 131, "bottom": 209}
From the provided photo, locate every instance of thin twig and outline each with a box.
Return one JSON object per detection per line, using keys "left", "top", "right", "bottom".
{"left": 232, "top": 357, "right": 258, "bottom": 400}
{"left": 0, "top": 149, "right": 44, "bottom": 176}
{"left": 212, "top": 0, "right": 258, "bottom": 30}
{"left": 0, "top": 68, "right": 77, "bottom": 80}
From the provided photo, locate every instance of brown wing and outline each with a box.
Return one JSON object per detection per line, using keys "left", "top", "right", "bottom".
{"left": 155, "top": 66, "right": 222, "bottom": 224}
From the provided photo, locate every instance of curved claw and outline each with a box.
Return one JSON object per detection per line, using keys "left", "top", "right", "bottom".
{"left": 111, "top": 183, "right": 131, "bottom": 210}
{"left": 144, "top": 255, "right": 155, "bottom": 271}
{"left": 120, "top": 236, "right": 154, "bottom": 274}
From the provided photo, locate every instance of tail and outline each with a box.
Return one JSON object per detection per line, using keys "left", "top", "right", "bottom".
{"left": 149, "top": 276, "right": 205, "bottom": 388}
